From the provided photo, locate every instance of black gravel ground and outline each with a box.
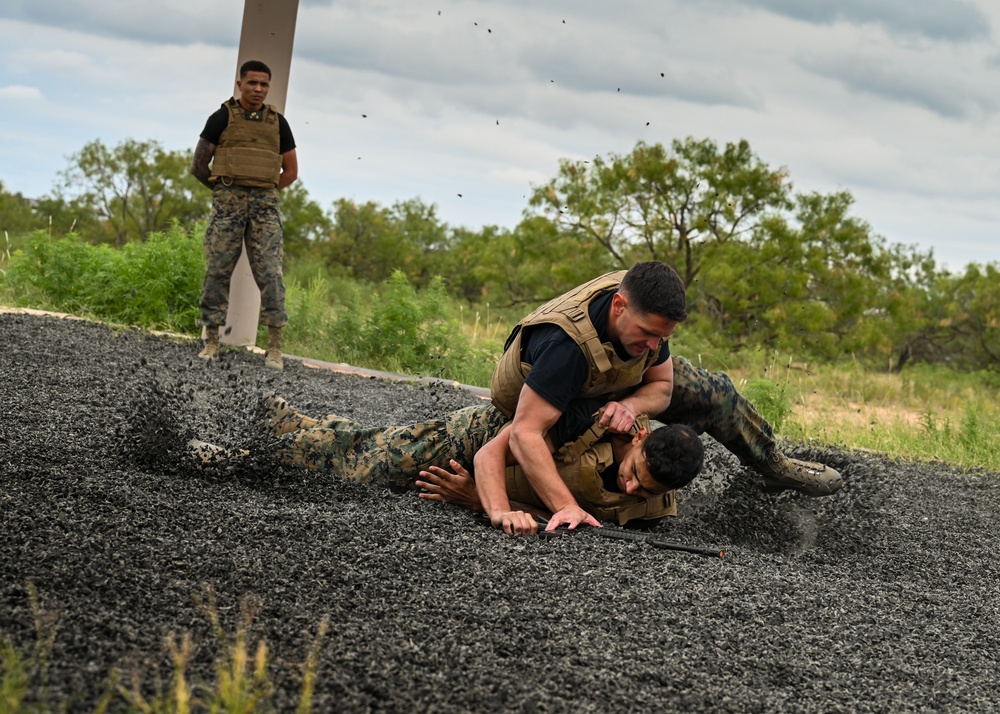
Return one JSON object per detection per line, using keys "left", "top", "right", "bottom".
{"left": 2, "top": 312, "right": 999, "bottom": 713}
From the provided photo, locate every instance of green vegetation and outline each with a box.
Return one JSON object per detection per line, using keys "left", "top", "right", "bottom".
{"left": 0, "top": 583, "right": 327, "bottom": 714}
{"left": 1, "top": 225, "right": 204, "bottom": 334}
{"left": 710, "top": 351, "right": 1000, "bottom": 472}
{"left": 2, "top": 134, "right": 997, "bottom": 471}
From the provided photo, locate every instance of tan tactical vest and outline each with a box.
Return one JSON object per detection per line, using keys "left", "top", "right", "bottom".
{"left": 209, "top": 98, "right": 282, "bottom": 188}
{"left": 491, "top": 271, "right": 663, "bottom": 417}
{"left": 504, "top": 415, "right": 677, "bottom": 526}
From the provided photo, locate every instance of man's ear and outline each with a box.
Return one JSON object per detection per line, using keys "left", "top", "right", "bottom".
{"left": 611, "top": 292, "right": 627, "bottom": 316}
{"left": 632, "top": 427, "right": 648, "bottom": 445}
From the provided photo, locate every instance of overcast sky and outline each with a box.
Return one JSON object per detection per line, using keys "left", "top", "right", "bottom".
{"left": 2, "top": 0, "right": 998, "bottom": 271}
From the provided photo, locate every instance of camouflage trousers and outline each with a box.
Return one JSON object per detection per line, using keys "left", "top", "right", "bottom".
{"left": 201, "top": 184, "right": 288, "bottom": 328}
{"left": 275, "top": 403, "right": 510, "bottom": 490}
{"left": 654, "top": 356, "right": 776, "bottom": 465}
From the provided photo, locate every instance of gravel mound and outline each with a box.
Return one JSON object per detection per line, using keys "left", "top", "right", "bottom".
{"left": 2, "top": 312, "right": 998, "bottom": 712}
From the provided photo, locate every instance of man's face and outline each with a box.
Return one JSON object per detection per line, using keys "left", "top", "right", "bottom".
{"left": 237, "top": 71, "right": 271, "bottom": 110}
{"left": 616, "top": 431, "right": 670, "bottom": 498}
{"left": 610, "top": 292, "right": 678, "bottom": 358}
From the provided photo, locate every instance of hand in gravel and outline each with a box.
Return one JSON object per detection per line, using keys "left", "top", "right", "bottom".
{"left": 490, "top": 510, "right": 539, "bottom": 536}
{"left": 545, "top": 505, "right": 602, "bottom": 531}
{"left": 417, "top": 460, "right": 483, "bottom": 511}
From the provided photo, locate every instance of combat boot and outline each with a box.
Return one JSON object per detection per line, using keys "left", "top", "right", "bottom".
{"left": 198, "top": 326, "right": 220, "bottom": 361}
{"left": 187, "top": 438, "right": 231, "bottom": 463}
{"left": 753, "top": 452, "right": 843, "bottom": 497}
{"left": 264, "top": 326, "right": 284, "bottom": 370}
{"left": 264, "top": 392, "right": 318, "bottom": 435}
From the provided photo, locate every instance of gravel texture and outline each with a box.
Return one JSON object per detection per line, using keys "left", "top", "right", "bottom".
{"left": 2, "top": 312, "right": 999, "bottom": 712}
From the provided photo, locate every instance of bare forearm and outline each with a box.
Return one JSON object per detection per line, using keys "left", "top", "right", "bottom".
{"left": 473, "top": 433, "right": 515, "bottom": 518}
{"left": 190, "top": 138, "right": 214, "bottom": 189}
{"left": 277, "top": 149, "right": 298, "bottom": 190}
{"left": 277, "top": 172, "right": 297, "bottom": 190}
{"left": 620, "top": 382, "right": 672, "bottom": 416}
{"left": 508, "top": 430, "right": 579, "bottom": 513}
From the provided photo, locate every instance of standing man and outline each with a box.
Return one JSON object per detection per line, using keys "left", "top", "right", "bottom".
{"left": 490, "top": 261, "right": 844, "bottom": 530}
{"left": 190, "top": 59, "right": 298, "bottom": 370}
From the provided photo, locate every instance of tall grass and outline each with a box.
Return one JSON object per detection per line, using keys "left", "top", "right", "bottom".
{"left": 1, "top": 231, "right": 997, "bottom": 471}
{"left": 720, "top": 351, "right": 1000, "bottom": 471}
{"left": 264, "top": 269, "right": 500, "bottom": 386}
{"left": 1, "top": 583, "right": 329, "bottom": 714}
{"left": 1, "top": 225, "right": 204, "bottom": 333}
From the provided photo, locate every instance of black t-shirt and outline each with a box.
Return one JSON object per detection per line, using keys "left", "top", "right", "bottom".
{"left": 200, "top": 104, "right": 296, "bottom": 153}
{"left": 521, "top": 290, "right": 670, "bottom": 445}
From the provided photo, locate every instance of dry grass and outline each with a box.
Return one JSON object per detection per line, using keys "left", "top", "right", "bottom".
{"left": 722, "top": 356, "right": 1000, "bottom": 471}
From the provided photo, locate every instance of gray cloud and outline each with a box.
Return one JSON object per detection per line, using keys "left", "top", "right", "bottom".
{"left": 514, "top": 42, "right": 763, "bottom": 109}
{"left": 725, "top": 0, "right": 990, "bottom": 42}
{"left": 292, "top": 3, "right": 761, "bottom": 112}
{"left": 0, "top": 1, "right": 237, "bottom": 47}
{"left": 798, "top": 52, "right": 994, "bottom": 119}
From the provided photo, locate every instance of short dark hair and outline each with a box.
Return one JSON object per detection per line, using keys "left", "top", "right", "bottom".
{"left": 642, "top": 423, "right": 704, "bottom": 489}
{"left": 619, "top": 261, "right": 687, "bottom": 322}
{"left": 239, "top": 60, "right": 272, "bottom": 79}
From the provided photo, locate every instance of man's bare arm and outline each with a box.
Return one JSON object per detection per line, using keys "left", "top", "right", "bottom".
{"left": 277, "top": 149, "right": 298, "bottom": 190}
{"left": 599, "top": 357, "right": 674, "bottom": 433}
{"left": 472, "top": 431, "right": 538, "bottom": 535}
{"left": 507, "top": 385, "right": 601, "bottom": 531}
{"left": 414, "top": 430, "right": 538, "bottom": 536}
{"left": 190, "top": 138, "right": 216, "bottom": 189}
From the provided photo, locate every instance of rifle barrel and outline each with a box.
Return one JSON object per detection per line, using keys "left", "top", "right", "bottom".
{"left": 533, "top": 517, "right": 724, "bottom": 558}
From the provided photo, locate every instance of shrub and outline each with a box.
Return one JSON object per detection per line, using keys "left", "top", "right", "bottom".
{"left": 328, "top": 271, "right": 473, "bottom": 380}
{"left": 0, "top": 224, "right": 204, "bottom": 333}
{"left": 741, "top": 377, "right": 792, "bottom": 432}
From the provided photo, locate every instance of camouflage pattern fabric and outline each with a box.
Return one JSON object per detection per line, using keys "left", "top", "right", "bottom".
{"left": 200, "top": 184, "right": 287, "bottom": 327}
{"left": 275, "top": 403, "right": 510, "bottom": 489}
{"left": 655, "top": 356, "right": 776, "bottom": 465}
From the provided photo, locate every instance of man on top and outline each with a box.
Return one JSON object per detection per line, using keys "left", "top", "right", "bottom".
{"left": 489, "top": 261, "right": 843, "bottom": 531}
{"left": 190, "top": 59, "right": 298, "bottom": 370}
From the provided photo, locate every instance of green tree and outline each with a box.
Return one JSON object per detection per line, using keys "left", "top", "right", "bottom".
{"left": 318, "top": 197, "right": 451, "bottom": 286}
{"left": 528, "top": 138, "right": 792, "bottom": 286}
{"left": 0, "top": 181, "right": 38, "bottom": 235}
{"left": 896, "top": 262, "right": 1000, "bottom": 372}
{"left": 29, "top": 194, "right": 105, "bottom": 237}
{"left": 319, "top": 198, "right": 396, "bottom": 281}
{"left": 279, "top": 183, "right": 333, "bottom": 260}
{"left": 946, "top": 263, "right": 1000, "bottom": 370}
{"left": 58, "top": 138, "right": 210, "bottom": 245}
{"left": 690, "top": 190, "right": 937, "bottom": 361}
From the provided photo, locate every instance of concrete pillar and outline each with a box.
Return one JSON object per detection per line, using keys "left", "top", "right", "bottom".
{"left": 213, "top": 0, "right": 300, "bottom": 347}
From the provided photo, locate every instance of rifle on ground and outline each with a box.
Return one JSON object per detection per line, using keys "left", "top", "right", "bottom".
{"left": 478, "top": 514, "right": 724, "bottom": 558}
{"left": 537, "top": 517, "right": 725, "bottom": 558}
